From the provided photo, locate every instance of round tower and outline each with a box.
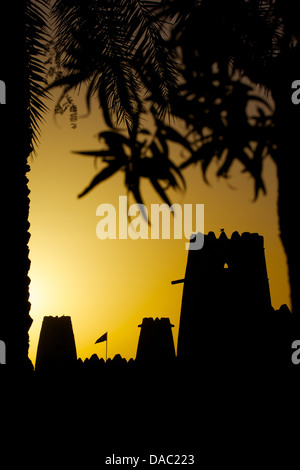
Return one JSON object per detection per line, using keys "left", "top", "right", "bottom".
{"left": 35, "top": 316, "right": 77, "bottom": 371}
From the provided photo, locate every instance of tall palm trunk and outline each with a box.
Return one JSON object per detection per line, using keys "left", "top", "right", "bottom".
{"left": 270, "top": 47, "right": 300, "bottom": 317}
{"left": 0, "top": 3, "right": 33, "bottom": 370}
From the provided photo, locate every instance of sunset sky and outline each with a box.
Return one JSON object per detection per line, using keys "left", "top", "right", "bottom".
{"left": 28, "top": 87, "right": 291, "bottom": 366}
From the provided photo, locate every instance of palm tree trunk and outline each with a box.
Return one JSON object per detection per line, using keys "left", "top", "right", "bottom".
{"left": 277, "top": 127, "right": 299, "bottom": 317}
{"left": 271, "top": 48, "right": 300, "bottom": 317}
{"left": 0, "top": 3, "right": 33, "bottom": 370}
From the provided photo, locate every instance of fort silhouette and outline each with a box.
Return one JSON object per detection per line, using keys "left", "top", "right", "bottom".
{"left": 34, "top": 230, "right": 296, "bottom": 374}
{"left": 24, "top": 231, "right": 300, "bottom": 458}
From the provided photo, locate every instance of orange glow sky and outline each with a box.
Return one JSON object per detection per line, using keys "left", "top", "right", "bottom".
{"left": 28, "top": 89, "right": 291, "bottom": 366}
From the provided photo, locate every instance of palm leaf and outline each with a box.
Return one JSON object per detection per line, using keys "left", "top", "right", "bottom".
{"left": 150, "top": 178, "right": 173, "bottom": 206}
{"left": 78, "top": 161, "right": 124, "bottom": 198}
{"left": 25, "top": 0, "right": 51, "bottom": 152}
{"left": 72, "top": 150, "right": 114, "bottom": 158}
{"left": 50, "top": 0, "right": 178, "bottom": 129}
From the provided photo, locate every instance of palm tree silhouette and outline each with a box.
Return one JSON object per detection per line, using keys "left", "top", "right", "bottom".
{"left": 3, "top": 0, "right": 50, "bottom": 369}
{"left": 49, "top": 0, "right": 178, "bottom": 130}
{"left": 163, "top": 0, "right": 300, "bottom": 314}
{"left": 6, "top": 0, "right": 176, "bottom": 369}
{"left": 49, "top": 1, "right": 300, "bottom": 315}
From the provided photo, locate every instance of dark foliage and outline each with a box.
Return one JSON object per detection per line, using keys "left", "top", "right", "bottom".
{"left": 74, "top": 65, "right": 275, "bottom": 204}
{"left": 62, "top": 1, "right": 279, "bottom": 204}
{"left": 57, "top": 1, "right": 300, "bottom": 313}
{"left": 25, "top": 0, "right": 50, "bottom": 153}
{"left": 49, "top": 0, "right": 178, "bottom": 129}
{"left": 73, "top": 114, "right": 186, "bottom": 209}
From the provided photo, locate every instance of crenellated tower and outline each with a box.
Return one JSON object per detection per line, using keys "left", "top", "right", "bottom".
{"left": 177, "top": 230, "right": 272, "bottom": 365}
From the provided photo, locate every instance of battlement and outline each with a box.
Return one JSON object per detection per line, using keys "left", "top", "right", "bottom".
{"left": 191, "top": 230, "right": 264, "bottom": 246}
{"left": 187, "top": 230, "right": 268, "bottom": 272}
{"left": 138, "top": 317, "right": 174, "bottom": 328}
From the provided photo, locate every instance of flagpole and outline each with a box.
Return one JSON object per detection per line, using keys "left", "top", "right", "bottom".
{"left": 95, "top": 331, "right": 108, "bottom": 360}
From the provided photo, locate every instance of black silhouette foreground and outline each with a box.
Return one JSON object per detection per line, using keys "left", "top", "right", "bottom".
{"left": 177, "top": 231, "right": 300, "bottom": 376}
{"left": 3, "top": 231, "right": 298, "bottom": 462}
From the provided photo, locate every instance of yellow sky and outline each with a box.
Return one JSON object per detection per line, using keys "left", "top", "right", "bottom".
{"left": 28, "top": 91, "right": 290, "bottom": 365}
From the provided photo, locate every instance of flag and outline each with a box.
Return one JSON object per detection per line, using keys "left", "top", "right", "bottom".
{"left": 95, "top": 332, "right": 107, "bottom": 344}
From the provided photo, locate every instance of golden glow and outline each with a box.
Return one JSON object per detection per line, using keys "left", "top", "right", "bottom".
{"left": 28, "top": 93, "right": 290, "bottom": 366}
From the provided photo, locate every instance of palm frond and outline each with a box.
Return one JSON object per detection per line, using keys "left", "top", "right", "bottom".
{"left": 73, "top": 123, "right": 185, "bottom": 211}
{"left": 50, "top": 0, "right": 178, "bottom": 129}
{"left": 77, "top": 160, "right": 124, "bottom": 198}
{"left": 25, "top": 0, "right": 51, "bottom": 153}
